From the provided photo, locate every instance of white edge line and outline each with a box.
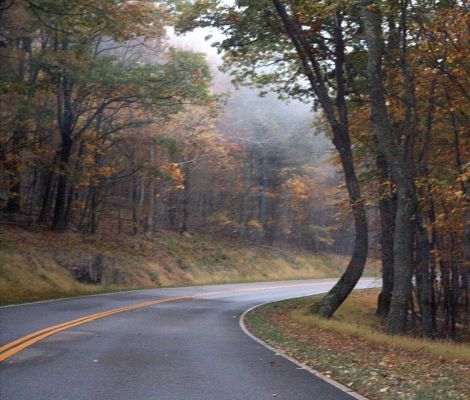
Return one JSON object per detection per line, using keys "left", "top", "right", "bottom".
{"left": 239, "top": 301, "right": 370, "bottom": 400}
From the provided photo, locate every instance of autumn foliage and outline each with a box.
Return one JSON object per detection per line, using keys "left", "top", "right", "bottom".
{"left": 1, "top": 1, "right": 468, "bottom": 340}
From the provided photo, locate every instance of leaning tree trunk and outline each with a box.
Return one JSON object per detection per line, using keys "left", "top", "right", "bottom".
{"left": 313, "top": 131, "right": 368, "bottom": 317}
{"left": 272, "top": 0, "right": 368, "bottom": 318}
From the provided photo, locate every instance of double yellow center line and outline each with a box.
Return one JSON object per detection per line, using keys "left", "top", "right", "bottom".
{"left": 0, "top": 281, "right": 336, "bottom": 362}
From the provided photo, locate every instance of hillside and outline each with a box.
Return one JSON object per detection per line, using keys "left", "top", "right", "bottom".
{"left": 0, "top": 226, "right": 378, "bottom": 305}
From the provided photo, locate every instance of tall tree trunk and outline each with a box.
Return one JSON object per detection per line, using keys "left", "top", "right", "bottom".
{"left": 78, "top": 184, "right": 91, "bottom": 230}
{"left": 449, "top": 97, "right": 470, "bottom": 326}
{"left": 51, "top": 134, "right": 73, "bottom": 231}
{"left": 90, "top": 185, "right": 99, "bottom": 235}
{"left": 416, "top": 216, "right": 433, "bottom": 337}
{"left": 426, "top": 193, "right": 439, "bottom": 332}
{"left": 37, "top": 152, "right": 59, "bottom": 224}
{"left": 361, "top": 0, "right": 418, "bottom": 334}
{"left": 5, "top": 128, "right": 27, "bottom": 214}
{"left": 52, "top": 71, "right": 75, "bottom": 232}
{"left": 65, "top": 141, "right": 86, "bottom": 226}
{"left": 146, "top": 145, "right": 156, "bottom": 234}
{"left": 376, "top": 152, "right": 396, "bottom": 317}
{"left": 138, "top": 175, "right": 146, "bottom": 230}
{"left": 132, "top": 176, "right": 139, "bottom": 235}
{"left": 240, "top": 146, "right": 254, "bottom": 241}
{"left": 180, "top": 164, "right": 190, "bottom": 233}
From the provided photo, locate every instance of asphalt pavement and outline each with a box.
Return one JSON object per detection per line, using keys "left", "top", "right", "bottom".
{"left": 0, "top": 278, "right": 377, "bottom": 400}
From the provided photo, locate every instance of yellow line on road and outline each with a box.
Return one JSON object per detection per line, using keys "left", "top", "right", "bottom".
{"left": 0, "top": 281, "right": 338, "bottom": 362}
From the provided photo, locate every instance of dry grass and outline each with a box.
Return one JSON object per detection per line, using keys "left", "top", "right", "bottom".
{"left": 0, "top": 225, "right": 379, "bottom": 304}
{"left": 245, "top": 290, "right": 470, "bottom": 400}
{"left": 0, "top": 250, "right": 105, "bottom": 302}
{"left": 292, "top": 291, "right": 470, "bottom": 362}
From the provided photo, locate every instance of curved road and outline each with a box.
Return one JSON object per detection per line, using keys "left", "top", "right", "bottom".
{"left": 0, "top": 278, "right": 377, "bottom": 400}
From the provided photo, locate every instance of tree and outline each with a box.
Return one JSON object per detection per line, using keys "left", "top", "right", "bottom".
{"left": 1, "top": 0, "right": 213, "bottom": 232}
{"left": 360, "top": 1, "right": 469, "bottom": 335}
{"left": 176, "top": 0, "right": 368, "bottom": 317}
{"left": 360, "top": 0, "right": 418, "bottom": 334}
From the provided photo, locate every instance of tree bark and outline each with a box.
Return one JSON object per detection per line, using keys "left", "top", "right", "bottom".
{"left": 361, "top": 0, "right": 418, "bottom": 334}
{"left": 52, "top": 71, "right": 75, "bottom": 232}
{"left": 90, "top": 185, "right": 99, "bottom": 235}
{"left": 37, "top": 152, "right": 59, "bottom": 224}
{"left": 51, "top": 134, "right": 73, "bottom": 231}
{"left": 376, "top": 152, "right": 396, "bottom": 317}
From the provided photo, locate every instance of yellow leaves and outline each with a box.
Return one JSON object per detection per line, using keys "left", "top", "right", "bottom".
{"left": 248, "top": 219, "right": 263, "bottom": 230}
{"left": 283, "top": 177, "right": 310, "bottom": 200}
{"left": 436, "top": 213, "right": 446, "bottom": 222}
{"left": 458, "top": 171, "right": 470, "bottom": 183}
{"left": 161, "top": 163, "right": 185, "bottom": 189}
{"left": 170, "top": 163, "right": 185, "bottom": 183}
{"left": 98, "top": 166, "right": 113, "bottom": 178}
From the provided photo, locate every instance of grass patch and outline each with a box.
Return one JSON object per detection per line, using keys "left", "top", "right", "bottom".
{"left": 245, "top": 290, "right": 470, "bottom": 400}
{"left": 0, "top": 247, "right": 143, "bottom": 305}
{"left": 0, "top": 226, "right": 380, "bottom": 304}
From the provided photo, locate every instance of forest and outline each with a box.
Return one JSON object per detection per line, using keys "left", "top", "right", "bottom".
{"left": 0, "top": 0, "right": 468, "bottom": 341}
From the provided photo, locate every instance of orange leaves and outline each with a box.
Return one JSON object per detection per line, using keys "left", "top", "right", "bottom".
{"left": 283, "top": 177, "right": 310, "bottom": 201}
{"left": 161, "top": 163, "right": 185, "bottom": 190}
{"left": 97, "top": 166, "right": 113, "bottom": 178}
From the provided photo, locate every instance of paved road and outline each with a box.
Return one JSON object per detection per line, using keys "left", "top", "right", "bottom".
{"left": 0, "top": 278, "right": 377, "bottom": 400}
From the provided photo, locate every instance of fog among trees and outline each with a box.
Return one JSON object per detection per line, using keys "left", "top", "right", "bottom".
{"left": 1, "top": 0, "right": 468, "bottom": 340}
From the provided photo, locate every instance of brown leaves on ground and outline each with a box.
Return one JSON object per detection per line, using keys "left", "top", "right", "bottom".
{"left": 247, "top": 300, "right": 470, "bottom": 400}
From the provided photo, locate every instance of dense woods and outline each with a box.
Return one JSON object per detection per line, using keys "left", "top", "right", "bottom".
{"left": 0, "top": 0, "right": 344, "bottom": 249}
{"left": 1, "top": 1, "right": 468, "bottom": 340}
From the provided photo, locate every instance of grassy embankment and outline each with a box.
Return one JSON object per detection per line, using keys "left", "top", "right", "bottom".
{"left": 245, "top": 290, "right": 470, "bottom": 400}
{"left": 0, "top": 226, "right": 379, "bottom": 305}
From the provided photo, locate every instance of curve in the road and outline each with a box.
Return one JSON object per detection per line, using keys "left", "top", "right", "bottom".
{"left": 0, "top": 281, "right": 337, "bottom": 362}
